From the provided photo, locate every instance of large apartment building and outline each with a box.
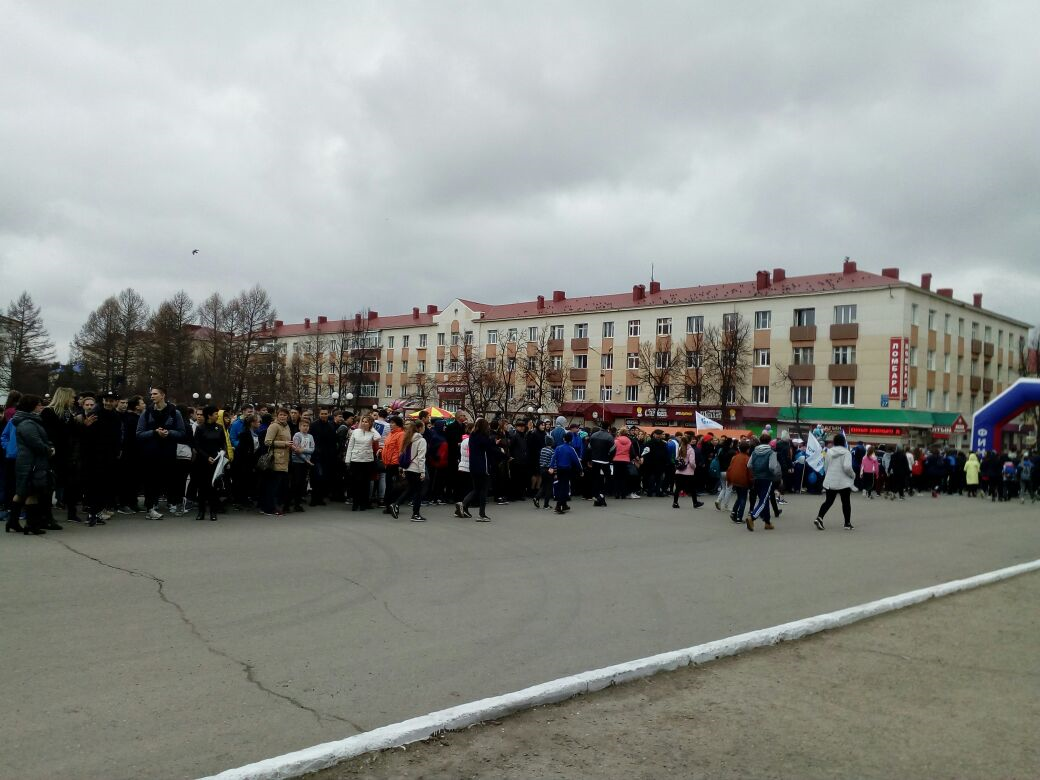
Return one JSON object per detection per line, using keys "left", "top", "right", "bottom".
{"left": 269, "top": 260, "right": 1032, "bottom": 448}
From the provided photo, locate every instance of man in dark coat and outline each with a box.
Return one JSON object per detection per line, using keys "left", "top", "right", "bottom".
{"left": 136, "top": 387, "right": 187, "bottom": 519}
{"left": 308, "top": 408, "right": 338, "bottom": 506}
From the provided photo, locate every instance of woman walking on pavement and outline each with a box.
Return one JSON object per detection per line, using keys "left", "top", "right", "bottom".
{"left": 457, "top": 418, "right": 496, "bottom": 521}
{"left": 814, "top": 433, "right": 857, "bottom": 530}
{"left": 672, "top": 433, "right": 705, "bottom": 509}
{"left": 859, "top": 445, "right": 879, "bottom": 498}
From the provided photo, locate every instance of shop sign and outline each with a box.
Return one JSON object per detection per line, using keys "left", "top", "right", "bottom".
{"left": 888, "top": 337, "right": 908, "bottom": 401}
{"left": 436, "top": 384, "right": 467, "bottom": 397}
{"left": 847, "top": 424, "right": 904, "bottom": 437}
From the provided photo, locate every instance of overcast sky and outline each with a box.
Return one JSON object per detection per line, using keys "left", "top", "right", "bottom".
{"left": 2, "top": 1, "right": 1038, "bottom": 360}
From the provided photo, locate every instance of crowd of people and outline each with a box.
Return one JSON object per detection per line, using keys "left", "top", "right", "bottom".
{"left": 2, "top": 388, "right": 1037, "bottom": 536}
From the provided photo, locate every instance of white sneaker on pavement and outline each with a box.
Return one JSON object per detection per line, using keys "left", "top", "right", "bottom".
{"left": 145, "top": 508, "right": 163, "bottom": 520}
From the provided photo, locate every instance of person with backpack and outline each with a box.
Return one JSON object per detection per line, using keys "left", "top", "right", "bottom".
{"left": 713, "top": 437, "right": 735, "bottom": 513}
{"left": 456, "top": 418, "right": 497, "bottom": 521}
{"left": 725, "top": 440, "right": 753, "bottom": 524}
{"left": 1018, "top": 453, "right": 1034, "bottom": 503}
{"left": 924, "top": 447, "right": 948, "bottom": 498}
{"left": 671, "top": 432, "right": 705, "bottom": 510}
{"left": 548, "top": 431, "right": 583, "bottom": 514}
{"left": 389, "top": 420, "right": 428, "bottom": 522}
{"left": 135, "top": 387, "right": 188, "bottom": 520}
{"left": 747, "top": 432, "right": 782, "bottom": 531}
{"left": 813, "top": 433, "right": 857, "bottom": 530}
{"left": 1000, "top": 455, "right": 1017, "bottom": 502}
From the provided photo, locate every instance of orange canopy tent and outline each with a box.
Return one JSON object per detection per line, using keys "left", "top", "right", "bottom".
{"left": 629, "top": 424, "right": 753, "bottom": 439}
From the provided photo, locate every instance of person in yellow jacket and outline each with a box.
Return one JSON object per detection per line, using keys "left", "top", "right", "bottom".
{"left": 216, "top": 409, "right": 234, "bottom": 462}
{"left": 964, "top": 452, "right": 981, "bottom": 497}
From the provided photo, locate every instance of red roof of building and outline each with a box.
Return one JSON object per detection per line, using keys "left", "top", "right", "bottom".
{"left": 268, "top": 312, "right": 437, "bottom": 338}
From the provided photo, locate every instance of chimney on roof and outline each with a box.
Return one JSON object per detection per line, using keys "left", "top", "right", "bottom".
{"left": 881, "top": 267, "right": 900, "bottom": 279}
{"left": 920, "top": 273, "right": 932, "bottom": 290}
{"left": 368, "top": 311, "right": 378, "bottom": 320}
{"left": 756, "top": 270, "right": 771, "bottom": 291}
{"left": 426, "top": 305, "right": 438, "bottom": 315}
{"left": 973, "top": 292, "right": 983, "bottom": 308}
{"left": 649, "top": 280, "right": 661, "bottom": 294}
{"left": 412, "top": 307, "right": 420, "bottom": 319}
{"left": 773, "top": 268, "right": 786, "bottom": 283}
{"left": 354, "top": 313, "right": 362, "bottom": 326}
{"left": 632, "top": 284, "right": 645, "bottom": 301}
{"left": 842, "top": 258, "right": 857, "bottom": 275}
{"left": 537, "top": 295, "right": 545, "bottom": 310}
{"left": 304, "top": 317, "right": 311, "bottom": 329}
{"left": 552, "top": 290, "right": 566, "bottom": 302}
{"left": 937, "top": 288, "right": 953, "bottom": 298}
{"left": 317, "top": 315, "right": 328, "bottom": 325}
{"left": 274, "top": 319, "right": 283, "bottom": 328}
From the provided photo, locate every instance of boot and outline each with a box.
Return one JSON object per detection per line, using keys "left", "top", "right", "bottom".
{"left": 23, "top": 505, "right": 46, "bottom": 535}
{"left": 195, "top": 499, "right": 206, "bottom": 521}
{"left": 5, "top": 510, "right": 23, "bottom": 533}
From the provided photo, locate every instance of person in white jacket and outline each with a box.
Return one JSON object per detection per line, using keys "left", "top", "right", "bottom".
{"left": 389, "top": 420, "right": 428, "bottom": 522}
{"left": 344, "top": 416, "right": 381, "bottom": 512}
{"left": 814, "top": 433, "right": 857, "bottom": 530}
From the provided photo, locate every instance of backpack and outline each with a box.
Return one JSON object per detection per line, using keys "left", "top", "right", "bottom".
{"left": 709, "top": 456, "right": 721, "bottom": 478}
{"left": 1002, "top": 461, "right": 1016, "bottom": 480}
{"left": 911, "top": 459, "right": 923, "bottom": 476}
{"left": 1020, "top": 459, "right": 1033, "bottom": 481}
{"left": 399, "top": 441, "right": 413, "bottom": 469}
{"left": 750, "top": 448, "right": 769, "bottom": 475}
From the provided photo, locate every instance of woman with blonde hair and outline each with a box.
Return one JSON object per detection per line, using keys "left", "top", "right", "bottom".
{"left": 344, "top": 414, "right": 381, "bottom": 511}
{"left": 389, "top": 420, "right": 428, "bottom": 521}
{"left": 40, "top": 387, "right": 77, "bottom": 527}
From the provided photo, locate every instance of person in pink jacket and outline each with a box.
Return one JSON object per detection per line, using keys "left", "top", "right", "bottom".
{"left": 859, "top": 445, "right": 879, "bottom": 498}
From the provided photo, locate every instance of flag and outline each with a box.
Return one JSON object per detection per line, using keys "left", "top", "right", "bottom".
{"left": 806, "top": 431, "right": 825, "bottom": 473}
{"left": 212, "top": 450, "right": 228, "bottom": 486}
{"left": 695, "top": 411, "right": 723, "bottom": 430}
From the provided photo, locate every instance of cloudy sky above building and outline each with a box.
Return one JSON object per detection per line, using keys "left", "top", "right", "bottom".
{"left": 2, "top": 1, "right": 1038, "bottom": 358}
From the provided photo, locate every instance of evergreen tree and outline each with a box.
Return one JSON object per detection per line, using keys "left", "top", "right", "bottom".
{"left": 2, "top": 291, "right": 55, "bottom": 394}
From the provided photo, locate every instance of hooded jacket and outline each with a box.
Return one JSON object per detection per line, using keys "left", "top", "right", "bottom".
{"left": 136, "top": 402, "right": 187, "bottom": 459}
{"left": 13, "top": 410, "right": 52, "bottom": 497}
{"left": 749, "top": 443, "right": 780, "bottom": 481}
{"left": 964, "top": 453, "right": 981, "bottom": 485}
{"left": 822, "top": 446, "right": 856, "bottom": 490}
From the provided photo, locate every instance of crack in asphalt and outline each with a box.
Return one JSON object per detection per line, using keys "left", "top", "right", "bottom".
{"left": 50, "top": 538, "right": 366, "bottom": 733}
{"left": 341, "top": 576, "right": 426, "bottom": 633}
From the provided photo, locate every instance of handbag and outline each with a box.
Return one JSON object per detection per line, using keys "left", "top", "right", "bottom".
{"left": 256, "top": 451, "right": 274, "bottom": 471}
{"left": 30, "top": 463, "right": 54, "bottom": 491}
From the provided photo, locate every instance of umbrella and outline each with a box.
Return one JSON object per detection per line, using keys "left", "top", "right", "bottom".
{"left": 406, "top": 406, "right": 456, "bottom": 419}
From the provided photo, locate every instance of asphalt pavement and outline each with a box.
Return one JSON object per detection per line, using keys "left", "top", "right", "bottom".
{"left": 2, "top": 491, "right": 1037, "bottom": 779}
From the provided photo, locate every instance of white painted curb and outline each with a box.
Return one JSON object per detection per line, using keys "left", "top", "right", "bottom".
{"left": 201, "top": 558, "right": 1040, "bottom": 780}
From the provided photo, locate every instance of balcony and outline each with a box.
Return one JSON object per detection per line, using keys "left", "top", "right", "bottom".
{"left": 827, "top": 363, "right": 858, "bottom": 381}
{"left": 983, "top": 343, "right": 994, "bottom": 359}
{"left": 829, "top": 323, "right": 859, "bottom": 340}
{"left": 569, "top": 368, "right": 588, "bottom": 381}
{"left": 570, "top": 337, "right": 589, "bottom": 351}
{"left": 789, "top": 326, "right": 817, "bottom": 342}
{"left": 983, "top": 378, "right": 994, "bottom": 394}
{"left": 970, "top": 376, "right": 982, "bottom": 392}
{"left": 971, "top": 339, "right": 982, "bottom": 355}
{"left": 787, "top": 364, "right": 816, "bottom": 381}
{"left": 548, "top": 339, "right": 564, "bottom": 352}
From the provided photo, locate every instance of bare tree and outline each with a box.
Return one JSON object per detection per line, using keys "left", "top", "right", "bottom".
{"left": 227, "top": 285, "right": 277, "bottom": 407}
{"left": 404, "top": 371, "right": 437, "bottom": 408}
{"left": 2, "top": 291, "right": 55, "bottom": 393}
{"left": 285, "top": 352, "right": 312, "bottom": 407}
{"left": 702, "top": 312, "right": 753, "bottom": 417}
{"left": 114, "top": 287, "right": 150, "bottom": 392}
{"left": 773, "top": 362, "right": 808, "bottom": 439}
{"left": 196, "top": 293, "right": 231, "bottom": 402}
{"left": 73, "top": 296, "right": 123, "bottom": 392}
{"left": 343, "top": 311, "right": 380, "bottom": 408}
{"left": 681, "top": 332, "right": 706, "bottom": 408}
{"left": 448, "top": 343, "right": 504, "bottom": 420}
{"left": 635, "top": 338, "right": 684, "bottom": 411}
{"left": 146, "top": 290, "right": 198, "bottom": 399}
{"left": 518, "top": 325, "right": 568, "bottom": 416}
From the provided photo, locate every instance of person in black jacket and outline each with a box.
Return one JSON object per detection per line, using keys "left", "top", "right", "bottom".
{"left": 117, "top": 395, "right": 144, "bottom": 513}
{"left": 9, "top": 395, "right": 56, "bottom": 535}
{"left": 308, "top": 408, "right": 338, "bottom": 506}
{"left": 136, "top": 387, "right": 188, "bottom": 519}
{"left": 75, "top": 396, "right": 109, "bottom": 526}
{"left": 231, "top": 413, "right": 260, "bottom": 507}
{"left": 39, "top": 387, "right": 77, "bottom": 524}
{"left": 192, "top": 406, "right": 225, "bottom": 521}
{"left": 641, "top": 430, "right": 669, "bottom": 497}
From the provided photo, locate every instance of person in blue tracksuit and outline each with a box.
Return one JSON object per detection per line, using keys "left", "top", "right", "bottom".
{"left": 548, "top": 432, "right": 583, "bottom": 515}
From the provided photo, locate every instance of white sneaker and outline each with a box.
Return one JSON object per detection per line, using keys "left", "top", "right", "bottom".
{"left": 145, "top": 508, "right": 163, "bottom": 520}
{"left": 99, "top": 511, "right": 113, "bottom": 520}
{"left": 628, "top": 493, "right": 641, "bottom": 499}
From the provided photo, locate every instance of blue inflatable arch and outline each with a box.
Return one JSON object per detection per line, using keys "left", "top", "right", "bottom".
{"left": 970, "top": 378, "right": 1040, "bottom": 452}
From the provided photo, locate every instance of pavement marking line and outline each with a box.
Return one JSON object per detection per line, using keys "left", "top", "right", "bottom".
{"left": 199, "top": 557, "right": 1040, "bottom": 780}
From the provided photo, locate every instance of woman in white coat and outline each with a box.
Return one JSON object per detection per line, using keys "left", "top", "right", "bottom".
{"left": 813, "top": 433, "right": 857, "bottom": 530}
{"left": 344, "top": 415, "right": 381, "bottom": 511}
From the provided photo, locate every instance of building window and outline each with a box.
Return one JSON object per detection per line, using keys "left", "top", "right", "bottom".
{"left": 792, "top": 386, "right": 813, "bottom": 406}
{"left": 755, "top": 310, "right": 771, "bottom": 330}
{"left": 418, "top": 334, "right": 427, "bottom": 348}
{"left": 970, "top": 358, "right": 978, "bottom": 376}
{"left": 551, "top": 386, "right": 563, "bottom": 403}
{"left": 908, "top": 347, "right": 918, "bottom": 367}
{"left": 401, "top": 361, "right": 408, "bottom": 373}
{"left": 943, "top": 390, "right": 950, "bottom": 410}
{"left": 437, "top": 333, "right": 446, "bottom": 346}
{"left": 956, "top": 356, "right": 962, "bottom": 374}
{"left": 417, "top": 360, "right": 426, "bottom": 372}
{"left": 573, "top": 354, "right": 588, "bottom": 369}
{"left": 684, "top": 385, "right": 700, "bottom": 403}
{"left": 833, "top": 304, "right": 857, "bottom": 324}
{"left": 909, "top": 387, "right": 918, "bottom": 407}
{"left": 686, "top": 350, "right": 702, "bottom": 369}
{"left": 386, "top": 360, "right": 393, "bottom": 373}
{"left": 599, "top": 386, "right": 613, "bottom": 401}
{"left": 550, "top": 325, "right": 564, "bottom": 340}
{"left": 752, "top": 385, "right": 769, "bottom": 404}
{"left": 958, "top": 318, "right": 965, "bottom": 337}
{"left": 656, "top": 318, "right": 672, "bottom": 336}
{"left": 944, "top": 353, "right": 951, "bottom": 372}
{"left": 507, "top": 357, "right": 517, "bottom": 372}
{"left": 600, "top": 353, "right": 614, "bottom": 370}
{"left": 627, "top": 352, "right": 640, "bottom": 369}
{"left": 602, "top": 321, "right": 615, "bottom": 338}
{"left": 832, "top": 346, "right": 856, "bottom": 365}
{"left": 792, "top": 346, "right": 814, "bottom": 365}
{"left": 528, "top": 326, "right": 538, "bottom": 341}
{"left": 755, "top": 348, "right": 770, "bottom": 367}
{"left": 793, "top": 308, "right": 816, "bottom": 327}
{"left": 971, "top": 321, "right": 979, "bottom": 339}
{"left": 833, "top": 385, "right": 855, "bottom": 406}
{"left": 654, "top": 386, "right": 670, "bottom": 404}
{"left": 572, "top": 385, "right": 586, "bottom": 401}
{"left": 359, "top": 383, "right": 377, "bottom": 397}
{"left": 911, "top": 303, "right": 919, "bottom": 326}
{"left": 363, "top": 359, "right": 379, "bottom": 372}
{"left": 686, "top": 315, "right": 704, "bottom": 334}
{"left": 487, "top": 330, "right": 498, "bottom": 344}
{"left": 654, "top": 351, "right": 671, "bottom": 369}
{"left": 927, "top": 310, "right": 936, "bottom": 331}
{"left": 436, "top": 359, "right": 445, "bottom": 372}
{"left": 626, "top": 385, "right": 639, "bottom": 402}
{"left": 464, "top": 331, "right": 474, "bottom": 345}
{"left": 551, "top": 355, "right": 563, "bottom": 370}
{"left": 574, "top": 323, "right": 588, "bottom": 339}
{"left": 984, "top": 325, "right": 992, "bottom": 342}
{"left": 926, "top": 389, "right": 934, "bottom": 409}
{"left": 451, "top": 333, "right": 461, "bottom": 346}
{"left": 507, "top": 328, "right": 519, "bottom": 342}
{"left": 387, "top": 336, "right": 394, "bottom": 348}
{"left": 628, "top": 320, "right": 641, "bottom": 337}
{"left": 926, "top": 350, "right": 936, "bottom": 370}
{"left": 722, "top": 313, "right": 738, "bottom": 331}
{"left": 725, "top": 387, "right": 737, "bottom": 404}
{"left": 385, "top": 386, "right": 393, "bottom": 398}
{"left": 403, "top": 335, "right": 410, "bottom": 348}
{"left": 943, "top": 314, "right": 951, "bottom": 335}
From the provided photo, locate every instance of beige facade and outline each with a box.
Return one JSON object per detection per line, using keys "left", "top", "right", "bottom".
{"left": 270, "top": 266, "right": 1029, "bottom": 432}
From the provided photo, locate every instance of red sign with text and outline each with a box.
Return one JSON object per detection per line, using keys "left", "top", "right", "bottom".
{"left": 889, "top": 337, "right": 907, "bottom": 401}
